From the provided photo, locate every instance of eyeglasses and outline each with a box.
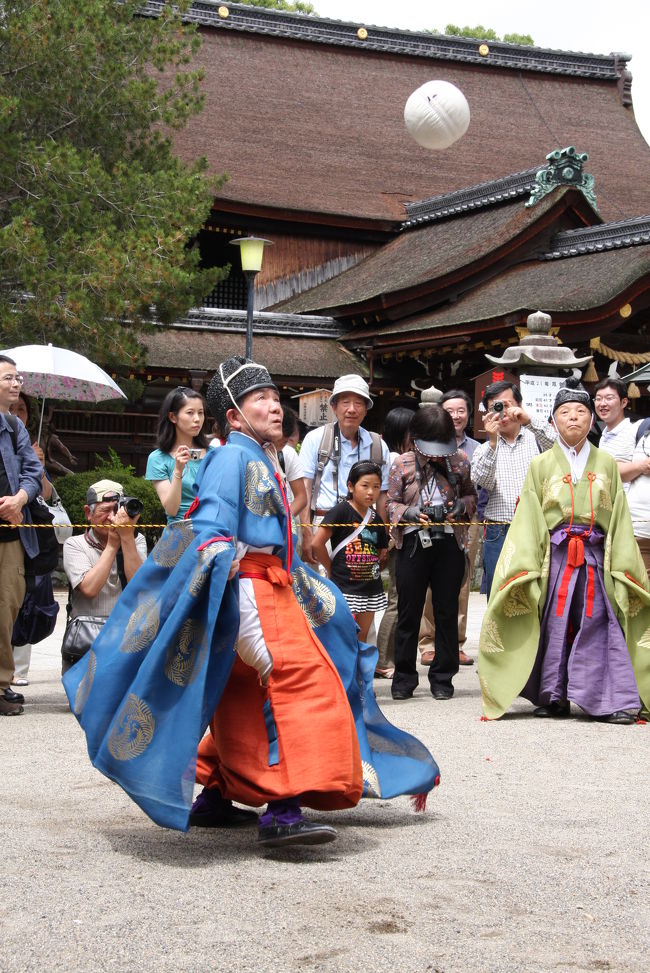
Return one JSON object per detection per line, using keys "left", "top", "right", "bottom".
{"left": 0, "top": 374, "right": 24, "bottom": 385}
{"left": 593, "top": 395, "right": 619, "bottom": 404}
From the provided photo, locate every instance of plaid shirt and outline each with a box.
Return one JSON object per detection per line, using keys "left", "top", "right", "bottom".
{"left": 470, "top": 417, "right": 554, "bottom": 523}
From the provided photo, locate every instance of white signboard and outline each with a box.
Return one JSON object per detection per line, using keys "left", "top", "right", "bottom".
{"left": 293, "top": 389, "right": 334, "bottom": 427}
{"left": 519, "top": 374, "right": 567, "bottom": 424}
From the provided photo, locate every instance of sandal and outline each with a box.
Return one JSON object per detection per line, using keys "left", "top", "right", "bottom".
{"left": 374, "top": 667, "right": 395, "bottom": 679}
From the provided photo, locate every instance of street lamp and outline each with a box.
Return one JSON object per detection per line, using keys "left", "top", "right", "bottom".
{"left": 229, "top": 236, "right": 273, "bottom": 360}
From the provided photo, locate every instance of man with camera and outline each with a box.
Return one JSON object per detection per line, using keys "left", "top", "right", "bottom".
{"left": 62, "top": 479, "right": 146, "bottom": 672}
{"left": 471, "top": 381, "right": 554, "bottom": 600}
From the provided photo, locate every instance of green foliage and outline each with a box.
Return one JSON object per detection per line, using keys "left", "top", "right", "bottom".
{"left": 237, "top": 0, "right": 316, "bottom": 12}
{"left": 445, "top": 23, "right": 501, "bottom": 41}
{"left": 430, "top": 24, "right": 535, "bottom": 46}
{"left": 54, "top": 448, "right": 166, "bottom": 549}
{"left": 0, "top": 0, "right": 228, "bottom": 367}
{"left": 503, "top": 32, "right": 535, "bottom": 47}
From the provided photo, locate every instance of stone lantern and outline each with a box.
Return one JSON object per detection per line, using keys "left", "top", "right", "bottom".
{"left": 485, "top": 310, "right": 592, "bottom": 375}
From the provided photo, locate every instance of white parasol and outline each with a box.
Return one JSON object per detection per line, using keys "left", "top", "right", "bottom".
{"left": 1, "top": 343, "right": 127, "bottom": 442}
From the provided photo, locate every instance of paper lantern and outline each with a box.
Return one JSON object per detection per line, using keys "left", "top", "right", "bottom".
{"left": 404, "top": 80, "right": 470, "bottom": 150}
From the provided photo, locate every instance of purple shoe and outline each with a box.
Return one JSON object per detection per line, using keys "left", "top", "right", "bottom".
{"left": 258, "top": 799, "right": 337, "bottom": 847}
{"left": 189, "top": 787, "right": 258, "bottom": 828}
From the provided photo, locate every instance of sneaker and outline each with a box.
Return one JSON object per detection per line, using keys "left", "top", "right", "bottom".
{"left": 0, "top": 697, "right": 23, "bottom": 716}
{"left": 189, "top": 787, "right": 258, "bottom": 828}
{"left": 12, "top": 678, "right": 29, "bottom": 686}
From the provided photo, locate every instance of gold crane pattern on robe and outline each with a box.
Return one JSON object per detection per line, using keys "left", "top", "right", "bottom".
{"left": 244, "top": 460, "right": 284, "bottom": 518}
{"left": 107, "top": 694, "right": 155, "bottom": 761}
{"left": 291, "top": 566, "right": 336, "bottom": 629}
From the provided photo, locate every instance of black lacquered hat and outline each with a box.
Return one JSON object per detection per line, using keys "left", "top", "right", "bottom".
{"left": 552, "top": 383, "right": 593, "bottom": 414}
{"left": 206, "top": 355, "right": 277, "bottom": 426}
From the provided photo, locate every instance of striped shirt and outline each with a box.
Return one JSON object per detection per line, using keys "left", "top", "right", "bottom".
{"left": 470, "top": 418, "right": 555, "bottom": 523}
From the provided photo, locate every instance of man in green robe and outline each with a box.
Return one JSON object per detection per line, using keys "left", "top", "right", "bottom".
{"left": 478, "top": 384, "right": 650, "bottom": 724}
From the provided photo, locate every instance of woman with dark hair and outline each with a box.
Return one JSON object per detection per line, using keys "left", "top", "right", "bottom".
{"left": 146, "top": 387, "right": 208, "bottom": 523}
{"left": 10, "top": 391, "right": 52, "bottom": 502}
{"left": 375, "top": 407, "right": 415, "bottom": 678}
{"left": 387, "top": 405, "right": 477, "bottom": 701}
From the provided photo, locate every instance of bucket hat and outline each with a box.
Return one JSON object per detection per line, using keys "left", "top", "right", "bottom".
{"left": 329, "top": 374, "right": 373, "bottom": 409}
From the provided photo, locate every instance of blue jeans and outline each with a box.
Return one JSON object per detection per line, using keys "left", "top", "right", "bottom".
{"left": 483, "top": 523, "right": 509, "bottom": 601}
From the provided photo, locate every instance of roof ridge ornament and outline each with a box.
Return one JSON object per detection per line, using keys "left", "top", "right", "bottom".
{"left": 526, "top": 147, "right": 598, "bottom": 211}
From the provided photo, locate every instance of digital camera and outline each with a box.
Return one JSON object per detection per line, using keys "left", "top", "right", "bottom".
{"left": 116, "top": 496, "right": 144, "bottom": 519}
{"left": 422, "top": 503, "right": 447, "bottom": 541}
{"left": 188, "top": 448, "right": 202, "bottom": 460}
{"left": 492, "top": 400, "right": 505, "bottom": 413}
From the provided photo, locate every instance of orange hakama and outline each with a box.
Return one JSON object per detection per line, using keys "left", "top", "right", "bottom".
{"left": 195, "top": 552, "right": 363, "bottom": 810}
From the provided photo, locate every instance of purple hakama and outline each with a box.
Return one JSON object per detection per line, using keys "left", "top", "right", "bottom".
{"left": 521, "top": 525, "right": 640, "bottom": 716}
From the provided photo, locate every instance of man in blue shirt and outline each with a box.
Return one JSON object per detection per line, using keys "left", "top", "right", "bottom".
{"left": 300, "top": 375, "right": 390, "bottom": 564}
{"left": 0, "top": 355, "right": 44, "bottom": 715}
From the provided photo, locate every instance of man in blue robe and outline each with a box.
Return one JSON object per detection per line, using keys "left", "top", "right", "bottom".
{"left": 64, "top": 356, "right": 439, "bottom": 848}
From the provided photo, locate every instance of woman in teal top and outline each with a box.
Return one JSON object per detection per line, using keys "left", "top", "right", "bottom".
{"left": 145, "top": 387, "right": 208, "bottom": 523}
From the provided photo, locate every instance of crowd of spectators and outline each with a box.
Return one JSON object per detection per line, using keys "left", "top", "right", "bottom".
{"left": 3, "top": 362, "right": 649, "bottom": 729}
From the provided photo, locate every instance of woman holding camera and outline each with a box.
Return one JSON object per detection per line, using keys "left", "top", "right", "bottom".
{"left": 387, "top": 406, "right": 477, "bottom": 701}
{"left": 146, "top": 387, "right": 208, "bottom": 523}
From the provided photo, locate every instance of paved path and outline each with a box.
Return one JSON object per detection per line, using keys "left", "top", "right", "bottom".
{"left": 3, "top": 592, "right": 648, "bottom": 972}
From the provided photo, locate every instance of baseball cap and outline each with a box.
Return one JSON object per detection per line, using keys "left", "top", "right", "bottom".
{"left": 86, "top": 479, "right": 123, "bottom": 505}
{"left": 329, "top": 374, "right": 373, "bottom": 409}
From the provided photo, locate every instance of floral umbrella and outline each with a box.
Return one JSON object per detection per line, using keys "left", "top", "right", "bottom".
{"left": 1, "top": 343, "right": 126, "bottom": 442}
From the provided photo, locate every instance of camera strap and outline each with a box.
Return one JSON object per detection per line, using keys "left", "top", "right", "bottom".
{"left": 116, "top": 549, "right": 127, "bottom": 591}
{"left": 444, "top": 456, "right": 460, "bottom": 498}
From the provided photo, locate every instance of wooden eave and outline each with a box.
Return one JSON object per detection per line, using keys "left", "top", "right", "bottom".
{"left": 327, "top": 189, "right": 598, "bottom": 325}
{"left": 348, "top": 273, "right": 650, "bottom": 358}
{"left": 211, "top": 198, "right": 400, "bottom": 239}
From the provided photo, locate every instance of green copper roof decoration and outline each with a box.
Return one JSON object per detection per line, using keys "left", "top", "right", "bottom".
{"left": 526, "top": 147, "right": 598, "bottom": 211}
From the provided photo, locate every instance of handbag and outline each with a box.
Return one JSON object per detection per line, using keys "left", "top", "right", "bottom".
{"left": 46, "top": 487, "right": 73, "bottom": 544}
{"left": 61, "top": 614, "right": 105, "bottom": 666}
{"left": 12, "top": 573, "right": 60, "bottom": 645}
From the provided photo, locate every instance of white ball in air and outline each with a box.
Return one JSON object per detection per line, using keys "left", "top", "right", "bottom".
{"left": 404, "top": 80, "right": 470, "bottom": 150}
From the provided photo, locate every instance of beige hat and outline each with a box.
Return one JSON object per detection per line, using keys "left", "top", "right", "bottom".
{"left": 86, "top": 479, "right": 123, "bottom": 505}
{"left": 329, "top": 374, "right": 373, "bottom": 409}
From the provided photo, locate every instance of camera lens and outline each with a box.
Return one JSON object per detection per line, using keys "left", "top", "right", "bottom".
{"left": 122, "top": 497, "right": 144, "bottom": 518}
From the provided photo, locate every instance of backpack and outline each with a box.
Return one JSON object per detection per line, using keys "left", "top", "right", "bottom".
{"left": 310, "top": 421, "right": 384, "bottom": 516}
{"left": 5, "top": 414, "right": 59, "bottom": 576}
{"left": 635, "top": 417, "right": 650, "bottom": 444}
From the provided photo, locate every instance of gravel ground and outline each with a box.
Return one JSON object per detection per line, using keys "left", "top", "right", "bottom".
{"left": 2, "top": 591, "right": 648, "bottom": 973}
